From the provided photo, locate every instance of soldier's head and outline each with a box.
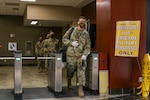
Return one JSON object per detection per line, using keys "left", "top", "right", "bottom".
{"left": 39, "top": 36, "right": 43, "bottom": 42}
{"left": 77, "top": 16, "right": 86, "bottom": 29}
{"left": 49, "top": 30, "right": 55, "bottom": 38}
{"left": 46, "top": 33, "right": 50, "bottom": 39}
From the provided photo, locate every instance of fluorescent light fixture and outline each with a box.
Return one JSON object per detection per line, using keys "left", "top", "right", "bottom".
{"left": 30, "top": 21, "right": 38, "bottom": 25}
{"left": 20, "top": 0, "right": 36, "bottom": 2}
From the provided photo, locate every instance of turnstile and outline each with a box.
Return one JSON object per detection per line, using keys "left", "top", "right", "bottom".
{"left": 14, "top": 50, "right": 22, "bottom": 94}
{"left": 85, "top": 52, "right": 99, "bottom": 92}
{"left": 48, "top": 53, "right": 63, "bottom": 93}
{"left": 14, "top": 50, "right": 23, "bottom": 100}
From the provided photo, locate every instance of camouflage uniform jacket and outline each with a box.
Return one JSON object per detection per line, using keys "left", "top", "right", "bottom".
{"left": 62, "top": 27, "right": 91, "bottom": 57}
{"left": 35, "top": 41, "right": 43, "bottom": 56}
{"left": 42, "top": 38, "right": 59, "bottom": 53}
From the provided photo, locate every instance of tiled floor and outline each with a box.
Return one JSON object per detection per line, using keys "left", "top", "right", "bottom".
{"left": 0, "top": 66, "right": 46, "bottom": 89}
{"left": 0, "top": 66, "right": 77, "bottom": 89}
{"left": 0, "top": 66, "right": 149, "bottom": 100}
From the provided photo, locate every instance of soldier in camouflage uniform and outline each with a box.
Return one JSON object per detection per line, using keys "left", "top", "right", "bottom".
{"left": 62, "top": 16, "right": 91, "bottom": 97}
{"left": 43, "top": 31, "right": 59, "bottom": 71}
{"left": 41, "top": 33, "right": 50, "bottom": 72}
{"left": 35, "top": 36, "right": 44, "bottom": 72}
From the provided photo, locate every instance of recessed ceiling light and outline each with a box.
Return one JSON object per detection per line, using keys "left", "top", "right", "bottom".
{"left": 31, "top": 21, "right": 38, "bottom": 25}
{"left": 20, "top": 0, "right": 36, "bottom": 2}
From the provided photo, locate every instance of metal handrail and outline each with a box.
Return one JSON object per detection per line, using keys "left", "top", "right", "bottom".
{"left": 0, "top": 56, "right": 56, "bottom": 60}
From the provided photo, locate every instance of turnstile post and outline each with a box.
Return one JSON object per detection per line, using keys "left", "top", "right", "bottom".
{"left": 85, "top": 52, "right": 99, "bottom": 94}
{"left": 48, "top": 53, "right": 63, "bottom": 95}
{"left": 14, "top": 50, "right": 23, "bottom": 95}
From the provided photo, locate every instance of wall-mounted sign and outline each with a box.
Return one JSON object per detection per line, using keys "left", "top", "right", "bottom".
{"left": 115, "top": 21, "right": 141, "bottom": 57}
{"left": 8, "top": 42, "right": 17, "bottom": 51}
{"left": 10, "top": 33, "right": 15, "bottom": 38}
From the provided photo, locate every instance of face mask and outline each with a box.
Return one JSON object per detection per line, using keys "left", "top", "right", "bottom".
{"left": 50, "top": 34, "right": 54, "bottom": 38}
{"left": 79, "top": 23, "right": 85, "bottom": 29}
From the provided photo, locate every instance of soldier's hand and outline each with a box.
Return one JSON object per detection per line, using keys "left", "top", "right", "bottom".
{"left": 71, "top": 41, "right": 79, "bottom": 47}
{"left": 81, "top": 55, "right": 87, "bottom": 60}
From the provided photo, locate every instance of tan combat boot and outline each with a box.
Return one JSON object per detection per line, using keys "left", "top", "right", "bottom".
{"left": 68, "top": 79, "right": 73, "bottom": 89}
{"left": 78, "top": 85, "right": 84, "bottom": 97}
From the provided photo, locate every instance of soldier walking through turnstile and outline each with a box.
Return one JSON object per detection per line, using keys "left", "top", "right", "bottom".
{"left": 62, "top": 16, "right": 91, "bottom": 97}
{"left": 43, "top": 31, "right": 59, "bottom": 73}
{"left": 35, "top": 36, "right": 44, "bottom": 72}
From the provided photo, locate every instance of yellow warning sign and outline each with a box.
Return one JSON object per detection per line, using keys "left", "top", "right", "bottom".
{"left": 115, "top": 21, "right": 141, "bottom": 57}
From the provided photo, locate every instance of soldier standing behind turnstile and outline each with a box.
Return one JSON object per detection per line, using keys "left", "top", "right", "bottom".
{"left": 35, "top": 36, "right": 44, "bottom": 72}
{"left": 43, "top": 31, "right": 59, "bottom": 73}
{"left": 62, "top": 16, "right": 91, "bottom": 97}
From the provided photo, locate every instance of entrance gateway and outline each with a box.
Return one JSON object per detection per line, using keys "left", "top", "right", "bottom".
{"left": 0, "top": 51, "right": 99, "bottom": 99}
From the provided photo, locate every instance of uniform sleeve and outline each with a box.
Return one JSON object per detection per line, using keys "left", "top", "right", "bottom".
{"left": 42, "top": 40, "right": 48, "bottom": 52}
{"left": 55, "top": 39, "right": 60, "bottom": 51}
{"left": 35, "top": 42, "right": 38, "bottom": 56}
{"left": 62, "top": 28, "right": 73, "bottom": 46}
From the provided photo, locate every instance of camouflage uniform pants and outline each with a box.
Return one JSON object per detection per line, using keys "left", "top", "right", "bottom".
{"left": 44, "top": 53, "right": 48, "bottom": 69}
{"left": 37, "top": 59, "right": 45, "bottom": 70}
{"left": 66, "top": 56, "right": 87, "bottom": 86}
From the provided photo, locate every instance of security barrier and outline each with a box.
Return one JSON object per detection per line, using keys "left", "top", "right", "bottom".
{"left": 85, "top": 52, "right": 99, "bottom": 93}
{"left": 13, "top": 50, "right": 23, "bottom": 100}
{"left": 14, "top": 50, "right": 22, "bottom": 94}
{"left": 0, "top": 51, "right": 60, "bottom": 99}
{"left": 47, "top": 53, "right": 63, "bottom": 95}
{"left": 0, "top": 51, "right": 100, "bottom": 98}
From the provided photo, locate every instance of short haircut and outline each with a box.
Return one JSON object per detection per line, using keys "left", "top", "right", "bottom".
{"left": 50, "top": 30, "right": 53, "bottom": 33}
{"left": 79, "top": 16, "right": 86, "bottom": 20}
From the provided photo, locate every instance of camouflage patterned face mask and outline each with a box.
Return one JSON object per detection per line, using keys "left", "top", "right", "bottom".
{"left": 40, "top": 40, "right": 43, "bottom": 42}
{"left": 50, "top": 34, "right": 54, "bottom": 38}
{"left": 79, "top": 23, "right": 85, "bottom": 29}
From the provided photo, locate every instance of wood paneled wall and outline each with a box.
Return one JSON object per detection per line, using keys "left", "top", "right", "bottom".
{"left": 82, "top": 1, "right": 96, "bottom": 24}
{"left": 96, "top": 0, "right": 146, "bottom": 88}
